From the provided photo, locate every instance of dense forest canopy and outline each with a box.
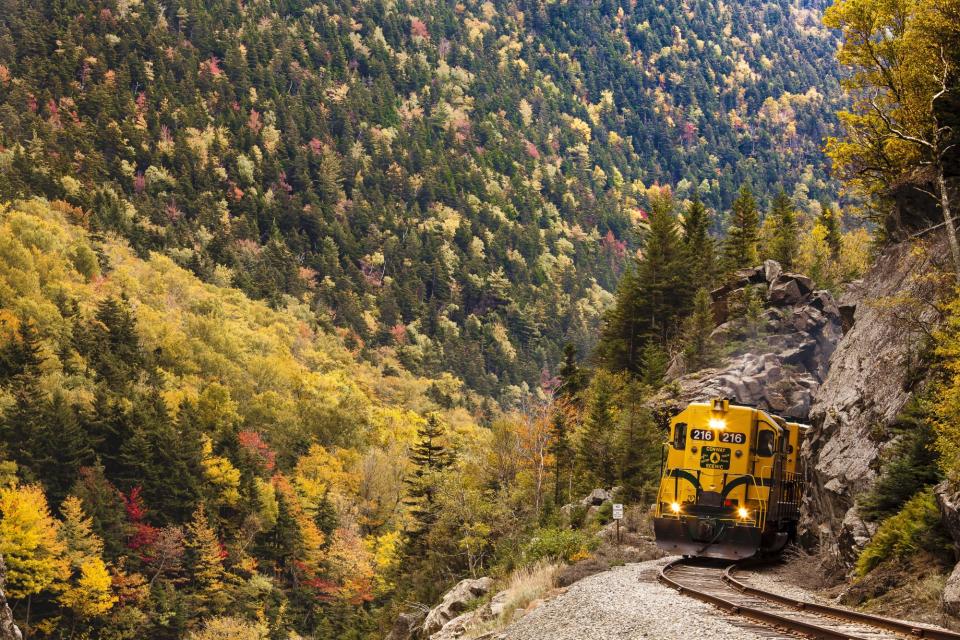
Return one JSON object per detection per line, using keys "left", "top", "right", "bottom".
{"left": 0, "top": 0, "right": 915, "bottom": 638}
{"left": 0, "top": 0, "right": 844, "bottom": 400}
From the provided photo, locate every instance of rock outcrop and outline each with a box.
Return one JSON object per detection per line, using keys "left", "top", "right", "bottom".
{"left": 800, "top": 235, "right": 950, "bottom": 562}
{"left": 936, "top": 481, "right": 960, "bottom": 616}
{"left": 422, "top": 577, "right": 494, "bottom": 638}
{"left": 384, "top": 611, "right": 427, "bottom": 640}
{"left": 0, "top": 557, "right": 22, "bottom": 640}
{"left": 657, "top": 261, "right": 841, "bottom": 420}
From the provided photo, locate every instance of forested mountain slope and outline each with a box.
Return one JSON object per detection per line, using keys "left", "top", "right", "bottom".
{"left": 0, "top": 0, "right": 843, "bottom": 398}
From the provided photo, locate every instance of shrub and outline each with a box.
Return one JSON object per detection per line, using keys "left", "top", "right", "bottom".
{"left": 523, "top": 527, "right": 598, "bottom": 564}
{"left": 860, "top": 397, "right": 942, "bottom": 521}
{"left": 855, "top": 488, "right": 953, "bottom": 576}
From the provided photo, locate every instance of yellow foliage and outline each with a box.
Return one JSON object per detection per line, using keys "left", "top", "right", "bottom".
{"left": 0, "top": 483, "right": 67, "bottom": 599}
{"left": 186, "top": 616, "right": 269, "bottom": 640}
{"left": 59, "top": 556, "right": 117, "bottom": 618}
{"left": 201, "top": 436, "right": 242, "bottom": 507}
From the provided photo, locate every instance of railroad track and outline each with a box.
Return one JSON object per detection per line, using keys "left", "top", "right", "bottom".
{"left": 658, "top": 558, "right": 960, "bottom": 640}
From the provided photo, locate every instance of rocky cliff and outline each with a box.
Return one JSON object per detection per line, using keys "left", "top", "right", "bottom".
{"left": 655, "top": 260, "right": 842, "bottom": 420}
{"left": 0, "top": 557, "right": 22, "bottom": 640}
{"left": 800, "top": 234, "right": 950, "bottom": 562}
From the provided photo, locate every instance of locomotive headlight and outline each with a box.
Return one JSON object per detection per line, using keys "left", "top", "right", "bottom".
{"left": 709, "top": 417, "right": 727, "bottom": 430}
{"left": 670, "top": 502, "right": 681, "bottom": 514}
{"left": 737, "top": 507, "right": 750, "bottom": 519}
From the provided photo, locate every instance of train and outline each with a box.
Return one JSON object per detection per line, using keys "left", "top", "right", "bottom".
{"left": 653, "top": 398, "right": 808, "bottom": 560}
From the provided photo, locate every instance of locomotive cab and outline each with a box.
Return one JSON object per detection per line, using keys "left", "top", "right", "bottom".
{"left": 653, "top": 398, "right": 807, "bottom": 560}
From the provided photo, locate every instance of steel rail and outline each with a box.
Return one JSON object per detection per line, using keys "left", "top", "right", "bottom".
{"left": 658, "top": 558, "right": 871, "bottom": 640}
{"left": 723, "top": 563, "right": 960, "bottom": 640}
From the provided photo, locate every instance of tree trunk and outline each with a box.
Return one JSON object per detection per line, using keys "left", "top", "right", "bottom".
{"left": 937, "top": 167, "right": 960, "bottom": 285}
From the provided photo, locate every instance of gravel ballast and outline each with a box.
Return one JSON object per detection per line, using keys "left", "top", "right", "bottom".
{"left": 501, "top": 557, "right": 772, "bottom": 640}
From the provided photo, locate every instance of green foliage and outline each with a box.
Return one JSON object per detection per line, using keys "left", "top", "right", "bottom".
{"left": 767, "top": 190, "right": 799, "bottom": 270}
{"left": 597, "top": 192, "right": 692, "bottom": 373}
{"left": 723, "top": 185, "right": 761, "bottom": 274}
{"left": 523, "top": 527, "right": 598, "bottom": 564}
{"left": 860, "top": 396, "right": 943, "bottom": 521}
{"left": 576, "top": 371, "right": 619, "bottom": 488}
{"left": 855, "top": 488, "right": 953, "bottom": 576}
{"left": 681, "top": 288, "right": 718, "bottom": 372}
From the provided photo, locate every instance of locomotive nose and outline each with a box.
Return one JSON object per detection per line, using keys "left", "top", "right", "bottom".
{"left": 695, "top": 518, "right": 716, "bottom": 540}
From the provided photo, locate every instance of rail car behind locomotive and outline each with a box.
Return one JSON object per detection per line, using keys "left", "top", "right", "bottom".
{"left": 653, "top": 398, "right": 808, "bottom": 560}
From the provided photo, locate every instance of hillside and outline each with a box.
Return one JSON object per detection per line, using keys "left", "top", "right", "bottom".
{"left": 0, "top": 198, "right": 515, "bottom": 638}
{"left": 0, "top": 0, "right": 843, "bottom": 398}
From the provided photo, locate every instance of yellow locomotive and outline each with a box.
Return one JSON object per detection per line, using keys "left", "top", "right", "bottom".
{"left": 653, "top": 398, "right": 807, "bottom": 559}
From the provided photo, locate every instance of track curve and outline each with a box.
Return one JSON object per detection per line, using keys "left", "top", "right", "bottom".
{"left": 658, "top": 558, "right": 960, "bottom": 640}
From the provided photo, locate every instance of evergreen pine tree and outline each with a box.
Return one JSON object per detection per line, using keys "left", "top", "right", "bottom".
{"left": 0, "top": 319, "right": 43, "bottom": 382}
{"left": 819, "top": 202, "right": 843, "bottom": 261}
{"left": 639, "top": 342, "right": 669, "bottom": 388}
{"left": 616, "top": 384, "right": 661, "bottom": 503}
{"left": 0, "top": 323, "right": 47, "bottom": 478}
{"left": 723, "top": 185, "right": 760, "bottom": 274}
{"left": 768, "top": 189, "right": 799, "bottom": 269}
{"left": 682, "top": 191, "right": 715, "bottom": 288}
{"left": 576, "top": 371, "right": 618, "bottom": 488}
{"left": 681, "top": 288, "right": 718, "bottom": 372}
{"left": 38, "top": 392, "right": 93, "bottom": 505}
{"left": 185, "top": 504, "right": 229, "bottom": 616}
{"left": 551, "top": 344, "right": 584, "bottom": 505}
{"left": 403, "top": 413, "right": 452, "bottom": 550}
{"left": 597, "top": 195, "right": 691, "bottom": 373}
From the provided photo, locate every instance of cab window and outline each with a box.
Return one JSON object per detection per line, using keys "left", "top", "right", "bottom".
{"left": 757, "top": 430, "right": 775, "bottom": 457}
{"left": 673, "top": 422, "right": 687, "bottom": 450}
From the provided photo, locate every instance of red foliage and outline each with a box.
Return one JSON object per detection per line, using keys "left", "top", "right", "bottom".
{"left": 248, "top": 109, "right": 262, "bottom": 135}
{"left": 124, "top": 487, "right": 148, "bottom": 522}
{"left": 204, "top": 56, "right": 223, "bottom": 77}
{"left": 123, "top": 487, "right": 160, "bottom": 554}
{"left": 308, "top": 137, "right": 323, "bottom": 155}
{"left": 680, "top": 121, "right": 697, "bottom": 144}
{"left": 410, "top": 17, "right": 429, "bottom": 39}
{"left": 389, "top": 323, "right": 408, "bottom": 345}
{"left": 525, "top": 141, "right": 540, "bottom": 159}
{"left": 238, "top": 430, "right": 276, "bottom": 472}
{"left": 133, "top": 172, "right": 146, "bottom": 194}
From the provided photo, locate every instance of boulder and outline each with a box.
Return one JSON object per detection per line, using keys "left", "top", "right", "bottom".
{"left": 734, "top": 266, "right": 766, "bottom": 286}
{"left": 423, "top": 577, "right": 494, "bottom": 636}
{"left": 488, "top": 589, "right": 510, "bottom": 618}
{"left": 385, "top": 611, "right": 426, "bottom": 640}
{"left": 936, "top": 480, "right": 960, "bottom": 548}
{"left": 430, "top": 611, "right": 476, "bottom": 640}
{"left": 580, "top": 488, "right": 611, "bottom": 507}
{"left": 944, "top": 562, "right": 960, "bottom": 617}
{"left": 768, "top": 276, "right": 804, "bottom": 306}
{"left": 763, "top": 259, "right": 783, "bottom": 283}
{"left": 783, "top": 272, "right": 815, "bottom": 295}
{"left": 0, "top": 557, "right": 21, "bottom": 640}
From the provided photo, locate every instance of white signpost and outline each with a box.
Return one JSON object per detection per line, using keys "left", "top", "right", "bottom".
{"left": 612, "top": 503, "right": 623, "bottom": 545}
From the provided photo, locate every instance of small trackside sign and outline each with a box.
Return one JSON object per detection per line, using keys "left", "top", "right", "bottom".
{"left": 612, "top": 503, "right": 623, "bottom": 520}
{"left": 700, "top": 446, "right": 731, "bottom": 470}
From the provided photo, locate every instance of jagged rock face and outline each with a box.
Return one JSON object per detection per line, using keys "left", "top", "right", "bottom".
{"left": 422, "top": 577, "right": 494, "bottom": 637}
{"left": 658, "top": 261, "right": 842, "bottom": 420}
{"left": 0, "top": 557, "right": 23, "bottom": 640}
{"left": 800, "top": 235, "right": 948, "bottom": 562}
{"left": 935, "top": 480, "right": 960, "bottom": 615}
